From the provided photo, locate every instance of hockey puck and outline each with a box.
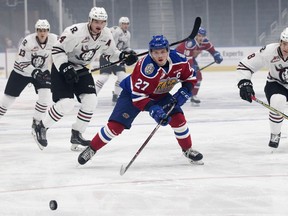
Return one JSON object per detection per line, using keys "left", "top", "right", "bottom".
{"left": 49, "top": 200, "right": 58, "bottom": 210}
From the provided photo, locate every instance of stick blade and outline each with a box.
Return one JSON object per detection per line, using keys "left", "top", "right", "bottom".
{"left": 187, "top": 17, "right": 202, "bottom": 40}
{"left": 120, "top": 165, "right": 126, "bottom": 176}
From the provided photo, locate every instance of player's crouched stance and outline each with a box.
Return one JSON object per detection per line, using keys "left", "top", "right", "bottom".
{"left": 78, "top": 35, "right": 204, "bottom": 166}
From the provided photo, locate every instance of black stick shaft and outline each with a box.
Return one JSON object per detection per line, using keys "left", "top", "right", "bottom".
{"left": 80, "top": 17, "right": 202, "bottom": 77}
{"left": 120, "top": 102, "right": 176, "bottom": 176}
{"left": 199, "top": 61, "right": 215, "bottom": 71}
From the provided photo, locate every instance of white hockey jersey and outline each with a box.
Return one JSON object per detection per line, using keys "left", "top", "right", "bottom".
{"left": 237, "top": 43, "right": 288, "bottom": 87}
{"left": 14, "top": 33, "right": 58, "bottom": 77}
{"left": 52, "top": 23, "right": 121, "bottom": 71}
{"left": 110, "top": 26, "right": 131, "bottom": 51}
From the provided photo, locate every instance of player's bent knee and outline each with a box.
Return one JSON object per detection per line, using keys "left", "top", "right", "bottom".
{"left": 55, "top": 98, "right": 75, "bottom": 114}
{"left": 169, "top": 113, "right": 186, "bottom": 127}
{"left": 79, "top": 93, "right": 98, "bottom": 111}
{"left": 1, "top": 94, "right": 16, "bottom": 108}
{"left": 37, "top": 88, "right": 52, "bottom": 104}
{"left": 107, "top": 121, "right": 125, "bottom": 135}
{"left": 270, "top": 94, "right": 286, "bottom": 111}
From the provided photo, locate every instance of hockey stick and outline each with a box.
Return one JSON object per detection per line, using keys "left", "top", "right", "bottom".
{"left": 80, "top": 17, "right": 201, "bottom": 77}
{"left": 120, "top": 101, "right": 177, "bottom": 176}
{"left": 199, "top": 61, "right": 215, "bottom": 70}
{"left": 251, "top": 96, "right": 288, "bottom": 120}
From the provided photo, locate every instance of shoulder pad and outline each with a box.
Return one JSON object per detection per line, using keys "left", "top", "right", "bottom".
{"left": 170, "top": 49, "right": 187, "bottom": 63}
{"left": 202, "top": 38, "right": 210, "bottom": 43}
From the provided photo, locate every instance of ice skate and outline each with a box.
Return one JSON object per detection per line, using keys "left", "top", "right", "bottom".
{"left": 190, "top": 96, "right": 201, "bottom": 106}
{"left": 183, "top": 148, "right": 204, "bottom": 165}
{"left": 78, "top": 146, "right": 96, "bottom": 165}
{"left": 268, "top": 133, "right": 281, "bottom": 149}
{"left": 112, "top": 91, "right": 118, "bottom": 103}
{"left": 32, "top": 120, "right": 48, "bottom": 150}
{"left": 70, "top": 129, "right": 91, "bottom": 151}
{"left": 31, "top": 118, "right": 39, "bottom": 130}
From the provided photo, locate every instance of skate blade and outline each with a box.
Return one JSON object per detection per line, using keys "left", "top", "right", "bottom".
{"left": 71, "top": 144, "right": 85, "bottom": 152}
{"left": 31, "top": 131, "right": 45, "bottom": 150}
{"left": 189, "top": 160, "right": 204, "bottom": 165}
{"left": 191, "top": 102, "right": 200, "bottom": 107}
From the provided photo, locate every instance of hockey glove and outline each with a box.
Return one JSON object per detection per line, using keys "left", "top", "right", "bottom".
{"left": 59, "top": 63, "right": 79, "bottom": 84}
{"left": 173, "top": 87, "right": 192, "bottom": 106}
{"left": 149, "top": 105, "right": 171, "bottom": 126}
{"left": 31, "top": 69, "right": 51, "bottom": 87}
{"left": 238, "top": 79, "right": 255, "bottom": 103}
{"left": 213, "top": 51, "right": 223, "bottom": 64}
{"left": 119, "top": 50, "right": 138, "bottom": 66}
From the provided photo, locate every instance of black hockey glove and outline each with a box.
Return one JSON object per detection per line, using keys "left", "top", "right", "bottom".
{"left": 119, "top": 50, "right": 138, "bottom": 66}
{"left": 59, "top": 63, "right": 79, "bottom": 84}
{"left": 31, "top": 69, "right": 51, "bottom": 87}
{"left": 237, "top": 79, "right": 255, "bottom": 103}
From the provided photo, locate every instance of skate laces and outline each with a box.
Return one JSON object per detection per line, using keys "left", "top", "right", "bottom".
{"left": 183, "top": 148, "right": 203, "bottom": 161}
{"left": 82, "top": 147, "right": 96, "bottom": 160}
{"left": 37, "top": 123, "right": 47, "bottom": 140}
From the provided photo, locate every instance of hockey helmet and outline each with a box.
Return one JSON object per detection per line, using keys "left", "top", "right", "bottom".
{"left": 35, "top": 19, "right": 50, "bottom": 31}
{"left": 280, "top": 27, "right": 288, "bottom": 42}
{"left": 89, "top": 7, "right": 108, "bottom": 21}
{"left": 198, "top": 27, "right": 206, "bottom": 36}
{"left": 119, "top": 17, "right": 130, "bottom": 24}
{"left": 149, "top": 35, "right": 169, "bottom": 51}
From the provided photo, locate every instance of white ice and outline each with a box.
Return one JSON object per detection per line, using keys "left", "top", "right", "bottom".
{"left": 1, "top": 71, "right": 288, "bottom": 216}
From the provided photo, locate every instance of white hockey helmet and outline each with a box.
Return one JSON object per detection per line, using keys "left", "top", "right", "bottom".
{"left": 89, "top": 7, "right": 108, "bottom": 21}
{"left": 119, "top": 17, "right": 130, "bottom": 24}
{"left": 35, "top": 19, "right": 50, "bottom": 31}
{"left": 280, "top": 27, "right": 288, "bottom": 42}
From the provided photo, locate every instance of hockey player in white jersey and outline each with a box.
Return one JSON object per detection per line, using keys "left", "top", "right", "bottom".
{"left": 0, "top": 19, "right": 57, "bottom": 130}
{"left": 32, "top": 7, "right": 138, "bottom": 151}
{"left": 237, "top": 27, "right": 288, "bottom": 149}
{"left": 95, "top": 16, "right": 132, "bottom": 102}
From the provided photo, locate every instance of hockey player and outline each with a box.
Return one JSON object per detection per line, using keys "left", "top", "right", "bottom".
{"left": 0, "top": 19, "right": 57, "bottom": 130}
{"left": 236, "top": 27, "right": 288, "bottom": 149}
{"left": 176, "top": 27, "right": 223, "bottom": 105}
{"left": 32, "top": 7, "right": 138, "bottom": 151}
{"left": 95, "top": 16, "right": 132, "bottom": 102}
{"left": 78, "top": 35, "right": 204, "bottom": 165}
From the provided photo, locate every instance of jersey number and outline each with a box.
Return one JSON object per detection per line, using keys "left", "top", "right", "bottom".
{"left": 135, "top": 78, "right": 149, "bottom": 91}
{"left": 247, "top": 53, "right": 255, "bottom": 60}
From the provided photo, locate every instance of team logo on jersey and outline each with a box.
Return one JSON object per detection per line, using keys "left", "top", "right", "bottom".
{"left": 186, "top": 41, "right": 193, "bottom": 48}
{"left": 154, "top": 77, "right": 178, "bottom": 94}
{"left": 31, "top": 53, "right": 48, "bottom": 68}
{"left": 144, "top": 63, "right": 155, "bottom": 75}
{"left": 271, "top": 56, "right": 281, "bottom": 63}
{"left": 277, "top": 65, "right": 288, "bottom": 84}
{"left": 76, "top": 45, "right": 100, "bottom": 61}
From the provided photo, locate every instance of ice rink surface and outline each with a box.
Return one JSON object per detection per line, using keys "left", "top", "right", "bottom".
{"left": 1, "top": 71, "right": 288, "bottom": 216}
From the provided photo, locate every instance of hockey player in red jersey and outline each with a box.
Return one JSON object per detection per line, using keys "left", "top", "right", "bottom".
{"left": 78, "top": 35, "right": 204, "bottom": 166}
{"left": 176, "top": 27, "right": 223, "bottom": 105}
{"left": 32, "top": 7, "right": 138, "bottom": 151}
